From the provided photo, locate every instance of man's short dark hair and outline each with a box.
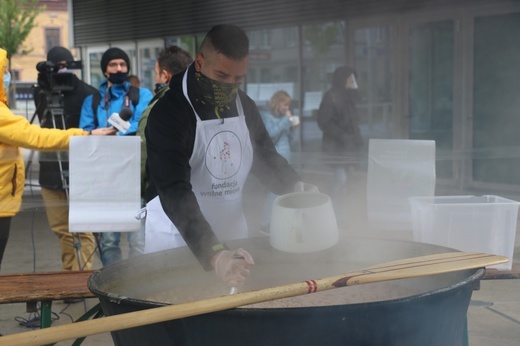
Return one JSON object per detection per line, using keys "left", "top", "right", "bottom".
{"left": 200, "top": 24, "right": 249, "bottom": 61}
{"left": 157, "top": 46, "right": 193, "bottom": 76}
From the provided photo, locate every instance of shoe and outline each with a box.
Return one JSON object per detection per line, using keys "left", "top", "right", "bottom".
{"left": 63, "top": 298, "right": 84, "bottom": 304}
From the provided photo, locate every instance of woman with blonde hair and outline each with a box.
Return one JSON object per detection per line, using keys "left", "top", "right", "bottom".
{"left": 0, "top": 48, "right": 115, "bottom": 269}
{"left": 260, "top": 90, "right": 299, "bottom": 162}
{"left": 259, "top": 90, "right": 300, "bottom": 232}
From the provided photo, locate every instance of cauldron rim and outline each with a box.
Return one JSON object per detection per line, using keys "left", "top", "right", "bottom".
{"left": 88, "top": 267, "right": 484, "bottom": 312}
{"left": 88, "top": 237, "right": 484, "bottom": 346}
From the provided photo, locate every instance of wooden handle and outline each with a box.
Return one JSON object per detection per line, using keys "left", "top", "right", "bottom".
{"left": 0, "top": 252, "right": 507, "bottom": 346}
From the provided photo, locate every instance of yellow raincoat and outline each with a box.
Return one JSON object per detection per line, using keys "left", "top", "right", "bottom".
{"left": 0, "top": 48, "right": 88, "bottom": 217}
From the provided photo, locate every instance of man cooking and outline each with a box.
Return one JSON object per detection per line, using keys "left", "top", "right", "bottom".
{"left": 145, "top": 24, "right": 312, "bottom": 288}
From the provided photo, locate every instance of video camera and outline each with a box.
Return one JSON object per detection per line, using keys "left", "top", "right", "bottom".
{"left": 36, "top": 60, "right": 83, "bottom": 93}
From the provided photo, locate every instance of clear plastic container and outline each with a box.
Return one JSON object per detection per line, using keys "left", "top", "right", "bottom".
{"left": 409, "top": 195, "right": 519, "bottom": 270}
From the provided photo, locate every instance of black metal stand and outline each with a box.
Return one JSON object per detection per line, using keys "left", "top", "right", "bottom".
{"left": 27, "top": 90, "right": 91, "bottom": 271}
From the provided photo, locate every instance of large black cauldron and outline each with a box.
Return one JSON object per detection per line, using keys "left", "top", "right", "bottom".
{"left": 88, "top": 236, "right": 483, "bottom": 346}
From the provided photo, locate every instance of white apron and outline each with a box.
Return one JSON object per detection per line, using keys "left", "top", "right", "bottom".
{"left": 144, "top": 69, "right": 253, "bottom": 253}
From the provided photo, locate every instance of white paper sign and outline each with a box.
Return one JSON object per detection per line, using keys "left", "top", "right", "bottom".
{"left": 68, "top": 136, "right": 141, "bottom": 232}
{"left": 367, "top": 139, "right": 436, "bottom": 231}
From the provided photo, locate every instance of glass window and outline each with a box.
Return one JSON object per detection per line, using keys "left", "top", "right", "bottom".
{"left": 12, "top": 70, "right": 20, "bottom": 81}
{"left": 89, "top": 51, "right": 105, "bottom": 87}
{"left": 45, "top": 28, "right": 60, "bottom": 53}
{"left": 246, "top": 26, "right": 300, "bottom": 110}
{"left": 409, "top": 20, "right": 454, "bottom": 179}
{"left": 353, "top": 26, "right": 394, "bottom": 142}
{"left": 301, "top": 21, "right": 346, "bottom": 152}
{"left": 178, "top": 36, "right": 197, "bottom": 57}
{"left": 249, "top": 30, "right": 271, "bottom": 50}
{"left": 245, "top": 26, "right": 301, "bottom": 156}
{"left": 139, "top": 47, "right": 157, "bottom": 91}
{"left": 167, "top": 36, "right": 198, "bottom": 59}
{"left": 473, "top": 12, "right": 520, "bottom": 185}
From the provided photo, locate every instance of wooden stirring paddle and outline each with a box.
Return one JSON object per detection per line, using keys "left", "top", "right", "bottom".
{"left": 0, "top": 251, "right": 507, "bottom": 346}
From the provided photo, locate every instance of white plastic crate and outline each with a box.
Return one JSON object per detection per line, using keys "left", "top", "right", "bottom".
{"left": 409, "top": 195, "right": 519, "bottom": 270}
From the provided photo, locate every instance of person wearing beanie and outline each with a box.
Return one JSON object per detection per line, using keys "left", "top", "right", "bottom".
{"left": 47, "top": 46, "right": 74, "bottom": 65}
{"left": 79, "top": 47, "right": 152, "bottom": 266}
{"left": 33, "top": 46, "right": 106, "bottom": 279}
{"left": 1, "top": 47, "right": 116, "bottom": 272}
{"left": 100, "top": 47, "right": 130, "bottom": 76}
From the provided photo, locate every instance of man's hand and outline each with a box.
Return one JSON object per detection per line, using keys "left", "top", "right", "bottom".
{"left": 213, "top": 248, "right": 255, "bottom": 287}
{"left": 294, "top": 181, "right": 319, "bottom": 193}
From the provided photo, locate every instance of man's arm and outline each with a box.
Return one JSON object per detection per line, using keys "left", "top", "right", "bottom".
{"left": 242, "top": 93, "right": 300, "bottom": 195}
{"left": 145, "top": 90, "right": 222, "bottom": 270}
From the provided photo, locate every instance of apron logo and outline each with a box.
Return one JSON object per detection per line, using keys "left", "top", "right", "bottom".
{"left": 199, "top": 179, "right": 240, "bottom": 197}
{"left": 206, "top": 130, "right": 242, "bottom": 179}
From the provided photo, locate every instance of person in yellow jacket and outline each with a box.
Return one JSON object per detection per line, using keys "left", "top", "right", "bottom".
{"left": 0, "top": 48, "right": 116, "bottom": 269}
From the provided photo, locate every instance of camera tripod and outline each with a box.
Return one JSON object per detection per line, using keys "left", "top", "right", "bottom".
{"left": 25, "top": 88, "right": 95, "bottom": 272}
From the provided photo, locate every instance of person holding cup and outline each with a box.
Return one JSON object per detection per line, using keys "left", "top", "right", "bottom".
{"left": 259, "top": 90, "right": 300, "bottom": 233}
{"left": 259, "top": 90, "right": 299, "bottom": 162}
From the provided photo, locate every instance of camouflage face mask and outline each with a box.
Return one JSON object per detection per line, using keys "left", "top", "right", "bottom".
{"left": 195, "top": 71, "right": 241, "bottom": 118}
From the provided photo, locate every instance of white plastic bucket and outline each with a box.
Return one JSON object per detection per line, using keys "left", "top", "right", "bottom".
{"left": 270, "top": 192, "right": 338, "bottom": 253}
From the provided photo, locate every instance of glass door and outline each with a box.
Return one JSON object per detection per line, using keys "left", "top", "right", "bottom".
{"left": 405, "top": 6, "right": 520, "bottom": 193}
{"left": 407, "top": 19, "right": 455, "bottom": 180}
{"left": 471, "top": 11, "right": 520, "bottom": 188}
{"left": 347, "top": 19, "right": 399, "bottom": 144}
{"left": 136, "top": 39, "right": 164, "bottom": 92}
{"left": 300, "top": 21, "right": 347, "bottom": 153}
{"left": 85, "top": 46, "right": 108, "bottom": 88}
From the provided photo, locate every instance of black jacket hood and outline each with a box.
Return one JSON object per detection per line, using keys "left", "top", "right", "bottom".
{"left": 332, "top": 66, "right": 357, "bottom": 89}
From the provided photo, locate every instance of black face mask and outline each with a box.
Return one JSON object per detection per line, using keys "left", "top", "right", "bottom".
{"left": 154, "top": 83, "right": 168, "bottom": 94}
{"left": 107, "top": 72, "right": 128, "bottom": 84}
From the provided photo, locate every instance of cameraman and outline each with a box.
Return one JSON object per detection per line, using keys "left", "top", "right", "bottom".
{"left": 1, "top": 47, "right": 116, "bottom": 271}
{"left": 34, "top": 47, "right": 99, "bottom": 274}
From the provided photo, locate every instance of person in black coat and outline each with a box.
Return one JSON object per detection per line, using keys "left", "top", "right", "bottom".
{"left": 317, "top": 66, "right": 364, "bottom": 201}
{"left": 34, "top": 46, "right": 98, "bottom": 272}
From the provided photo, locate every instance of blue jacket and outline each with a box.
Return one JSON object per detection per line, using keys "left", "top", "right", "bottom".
{"left": 80, "top": 80, "right": 153, "bottom": 135}
{"left": 260, "top": 110, "right": 293, "bottom": 162}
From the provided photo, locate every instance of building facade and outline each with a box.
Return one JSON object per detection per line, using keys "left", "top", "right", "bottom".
{"left": 13, "top": 0, "right": 520, "bottom": 196}
{"left": 11, "top": 0, "right": 71, "bottom": 84}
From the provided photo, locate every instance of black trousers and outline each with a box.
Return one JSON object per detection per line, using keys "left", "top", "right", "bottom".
{"left": 0, "top": 217, "right": 12, "bottom": 270}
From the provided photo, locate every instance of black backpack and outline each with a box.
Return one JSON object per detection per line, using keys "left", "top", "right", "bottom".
{"left": 91, "top": 85, "right": 140, "bottom": 127}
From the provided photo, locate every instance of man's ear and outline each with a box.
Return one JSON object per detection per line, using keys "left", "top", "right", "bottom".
{"left": 163, "top": 70, "right": 173, "bottom": 83}
{"left": 194, "top": 53, "right": 204, "bottom": 72}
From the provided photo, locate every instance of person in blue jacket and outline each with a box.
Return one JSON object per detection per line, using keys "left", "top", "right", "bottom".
{"left": 259, "top": 90, "right": 300, "bottom": 232}
{"left": 260, "top": 90, "right": 298, "bottom": 162}
{"left": 79, "top": 47, "right": 153, "bottom": 265}
{"left": 80, "top": 47, "right": 152, "bottom": 136}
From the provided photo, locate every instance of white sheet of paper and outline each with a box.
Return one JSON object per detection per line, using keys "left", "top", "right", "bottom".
{"left": 367, "top": 139, "right": 436, "bottom": 231}
{"left": 68, "top": 136, "right": 141, "bottom": 232}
